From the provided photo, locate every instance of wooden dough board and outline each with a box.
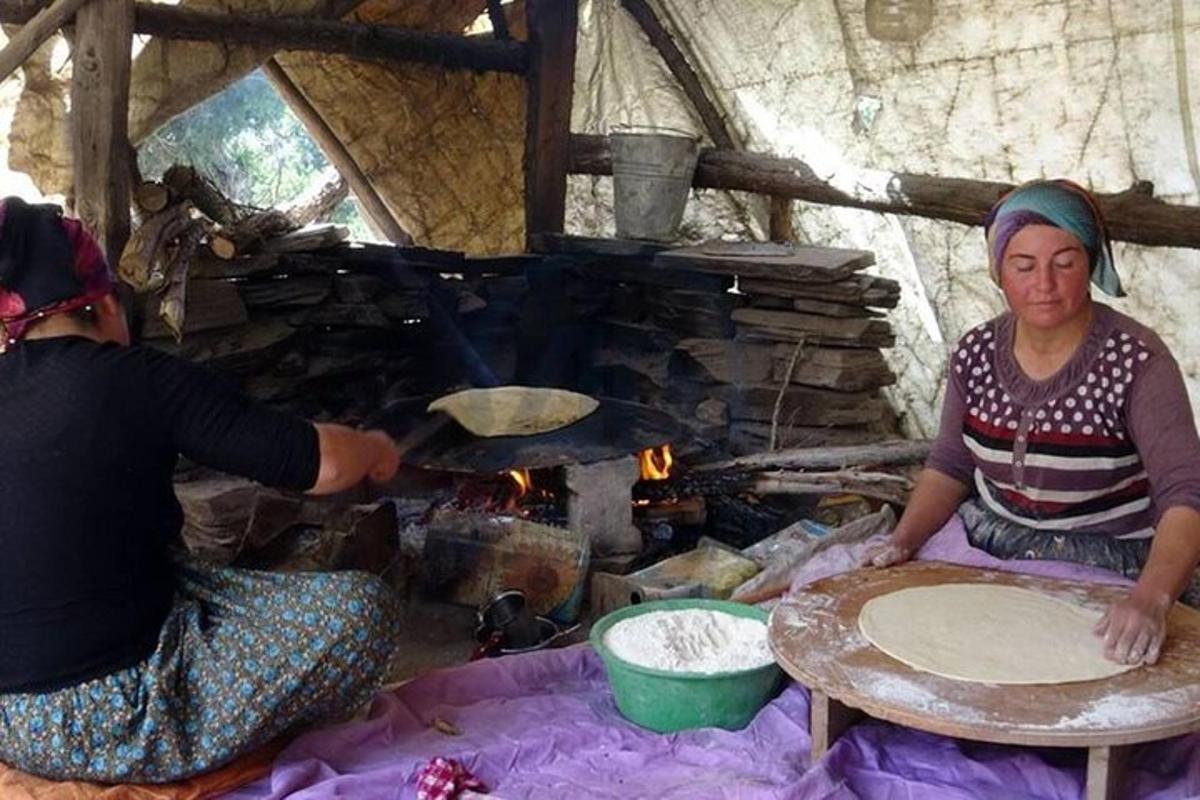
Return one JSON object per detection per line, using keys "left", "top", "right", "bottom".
{"left": 768, "top": 561, "right": 1200, "bottom": 748}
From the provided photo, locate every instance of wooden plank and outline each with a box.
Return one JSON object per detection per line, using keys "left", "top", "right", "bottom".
{"left": 771, "top": 344, "right": 895, "bottom": 391}
{"left": 740, "top": 275, "right": 900, "bottom": 309}
{"left": 733, "top": 308, "right": 895, "bottom": 348}
{"left": 237, "top": 275, "right": 331, "bottom": 308}
{"left": 570, "top": 134, "right": 1200, "bottom": 251}
{"left": 810, "top": 690, "right": 865, "bottom": 760}
{"left": 572, "top": 259, "right": 732, "bottom": 292}
{"left": 713, "top": 383, "right": 885, "bottom": 426}
{"left": 523, "top": 0, "right": 578, "bottom": 245}
{"left": 727, "top": 422, "right": 882, "bottom": 455}
{"left": 1085, "top": 744, "right": 1132, "bottom": 800}
{"left": 71, "top": 0, "right": 134, "bottom": 269}
{"left": 669, "top": 338, "right": 776, "bottom": 384}
{"left": 530, "top": 232, "right": 670, "bottom": 258}
{"left": 262, "top": 58, "right": 413, "bottom": 245}
{"left": 789, "top": 297, "right": 883, "bottom": 318}
{"left": 0, "top": 0, "right": 89, "bottom": 83}
{"left": 141, "top": 278, "right": 249, "bottom": 339}
{"left": 656, "top": 242, "right": 874, "bottom": 284}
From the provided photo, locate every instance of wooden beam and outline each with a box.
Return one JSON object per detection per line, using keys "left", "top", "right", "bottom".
{"left": 524, "top": 0, "right": 578, "bottom": 246}
{"left": 618, "top": 0, "right": 734, "bottom": 150}
{"left": 262, "top": 58, "right": 412, "bottom": 246}
{"left": 71, "top": 0, "right": 133, "bottom": 269}
{"left": 569, "top": 134, "right": 1200, "bottom": 250}
{"left": 769, "top": 195, "right": 795, "bottom": 243}
{"left": 0, "top": 0, "right": 89, "bottom": 84}
{"left": 486, "top": 0, "right": 510, "bottom": 42}
{"left": 134, "top": 4, "right": 526, "bottom": 74}
{"left": 0, "top": 3, "right": 527, "bottom": 73}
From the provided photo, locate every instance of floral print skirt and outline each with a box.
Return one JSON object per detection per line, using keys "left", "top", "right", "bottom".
{"left": 0, "top": 562, "right": 400, "bottom": 783}
{"left": 959, "top": 497, "right": 1200, "bottom": 607}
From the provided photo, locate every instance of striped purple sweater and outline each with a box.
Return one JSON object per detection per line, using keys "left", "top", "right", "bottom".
{"left": 927, "top": 303, "right": 1200, "bottom": 538}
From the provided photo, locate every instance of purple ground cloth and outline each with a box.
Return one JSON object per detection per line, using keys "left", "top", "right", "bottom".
{"left": 220, "top": 516, "right": 1200, "bottom": 799}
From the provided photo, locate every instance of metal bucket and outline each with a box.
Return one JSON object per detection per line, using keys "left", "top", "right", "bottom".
{"left": 610, "top": 128, "right": 700, "bottom": 241}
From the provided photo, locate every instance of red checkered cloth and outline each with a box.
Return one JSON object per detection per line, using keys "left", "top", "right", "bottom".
{"left": 415, "top": 757, "right": 488, "bottom": 800}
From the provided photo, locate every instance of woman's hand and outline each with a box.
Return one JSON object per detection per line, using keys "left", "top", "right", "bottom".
{"left": 859, "top": 536, "right": 915, "bottom": 569}
{"left": 1094, "top": 588, "right": 1171, "bottom": 665}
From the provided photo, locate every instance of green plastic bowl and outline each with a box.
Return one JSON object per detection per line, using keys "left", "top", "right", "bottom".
{"left": 590, "top": 598, "right": 784, "bottom": 733}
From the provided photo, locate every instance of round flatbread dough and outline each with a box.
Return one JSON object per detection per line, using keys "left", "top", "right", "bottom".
{"left": 427, "top": 386, "right": 599, "bottom": 437}
{"left": 858, "top": 583, "right": 1139, "bottom": 685}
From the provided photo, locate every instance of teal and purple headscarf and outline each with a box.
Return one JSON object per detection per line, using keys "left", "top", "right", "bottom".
{"left": 983, "top": 179, "right": 1124, "bottom": 297}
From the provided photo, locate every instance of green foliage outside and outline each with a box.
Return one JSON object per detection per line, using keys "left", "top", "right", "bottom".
{"left": 137, "top": 69, "right": 376, "bottom": 241}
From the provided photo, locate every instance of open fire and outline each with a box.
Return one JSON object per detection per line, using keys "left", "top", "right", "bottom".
{"left": 638, "top": 445, "right": 673, "bottom": 481}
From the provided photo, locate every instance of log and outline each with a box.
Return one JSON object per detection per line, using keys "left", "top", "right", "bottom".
{"left": 280, "top": 167, "right": 348, "bottom": 226}
{"left": 263, "top": 59, "right": 413, "bottom": 245}
{"left": 769, "top": 196, "right": 795, "bottom": 243}
{"left": 118, "top": 201, "right": 194, "bottom": 291}
{"left": 619, "top": 0, "right": 734, "bottom": 149}
{"left": 209, "top": 209, "right": 296, "bottom": 259}
{"left": 569, "top": 134, "right": 1200, "bottom": 251}
{"left": 695, "top": 439, "right": 933, "bottom": 473}
{"left": 524, "top": 0, "right": 578, "bottom": 245}
{"left": 752, "top": 469, "right": 914, "bottom": 506}
{"left": 733, "top": 307, "right": 895, "bottom": 348}
{"left": 134, "top": 180, "right": 170, "bottom": 213}
{"left": 486, "top": 0, "right": 510, "bottom": 41}
{"left": 162, "top": 164, "right": 243, "bottom": 227}
{"left": 0, "top": 0, "right": 89, "bottom": 83}
{"left": 128, "top": 3, "right": 528, "bottom": 73}
{"left": 71, "top": 0, "right": 134, "bottom": 269}
{"left": 260, "top": 223, "right": 348, "bottom": 253}
{"left": 739, "top": 275, "right": 900, "bottom": 308}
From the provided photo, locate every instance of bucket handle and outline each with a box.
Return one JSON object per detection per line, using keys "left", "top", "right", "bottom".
{"left": 609, "top": 123, "right": 701, "bottom": 141}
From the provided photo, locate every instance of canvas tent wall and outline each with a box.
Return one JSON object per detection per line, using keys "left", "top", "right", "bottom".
{"left": 2, "top": 0, "right": 1199, "bottom": 437}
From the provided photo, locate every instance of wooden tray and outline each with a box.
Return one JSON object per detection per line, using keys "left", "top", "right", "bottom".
{"left": 768, "top": 562, "right": 1200, "bottom": 799}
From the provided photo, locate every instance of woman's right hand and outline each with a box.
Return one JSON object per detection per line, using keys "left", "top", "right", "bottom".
{"left": 859, "top": 536, "right": 916, "bottom": 569}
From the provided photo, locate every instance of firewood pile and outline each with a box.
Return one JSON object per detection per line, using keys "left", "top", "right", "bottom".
{"left": 116, "top": 164, "right": 470, "bottom": 419}
{"left": 533, "top": 235, "right": 901, "bottom": 456}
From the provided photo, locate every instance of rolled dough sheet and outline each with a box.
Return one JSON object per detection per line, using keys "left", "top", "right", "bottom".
{"left": 858, "top": 583, "right": 1140, "bottom": 684}
{"left": 427, "top": 386, "right": 599, "bottom": 437}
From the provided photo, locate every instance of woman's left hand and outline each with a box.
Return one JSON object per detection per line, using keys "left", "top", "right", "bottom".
{"left": 1093, "top": 588, "right": 1171, "bottom": 665}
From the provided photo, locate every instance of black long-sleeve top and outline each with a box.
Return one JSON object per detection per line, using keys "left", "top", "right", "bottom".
{"left": 0, "top": 337, "right": 319, "bottom": 693}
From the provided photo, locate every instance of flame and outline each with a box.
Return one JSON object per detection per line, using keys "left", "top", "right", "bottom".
{"left": 508, "top": 468, "right": 533, "bottom": 497}
{"left": 638, "top": 444, "right": 673, "bottom": 481}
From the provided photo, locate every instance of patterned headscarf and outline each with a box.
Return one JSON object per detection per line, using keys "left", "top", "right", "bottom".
{"left": 0, "top": 197, "right": 115, "bottom": 352}
{"left": 983, "top": 179, "right": 1124, "bottom": 297}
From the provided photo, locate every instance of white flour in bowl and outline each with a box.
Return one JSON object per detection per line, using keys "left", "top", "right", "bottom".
{"left": 603, "top": 608, "right": 774, "bottom": 674}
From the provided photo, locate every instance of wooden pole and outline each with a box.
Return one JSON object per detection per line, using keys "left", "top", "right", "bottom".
{"left": 0, "top": 0, "right": 90, "bottom": 84}
{"left": 524, "top": 0, "right": 578, "bottom": 248}
{"left": 0, "top": 2, "right": 527, "bottom": 74}
{"left": 486, "top": 0, "right": 510, "bottom": 42}
{"left": 569, "top": 135, "right": 1200, "bottom": 251}
{"left": 262, "top": 58, "right": 412, "bottom": 246}
{"left": 618, "top": 0, "right": 734, "bottom": 150}
{"left": 71, "top": 0, "right": 133, "bottom": 269}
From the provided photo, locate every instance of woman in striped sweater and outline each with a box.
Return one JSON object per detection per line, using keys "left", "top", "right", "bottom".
{"left": 865, "top": 179, "right": 1200, "bottom": 668}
